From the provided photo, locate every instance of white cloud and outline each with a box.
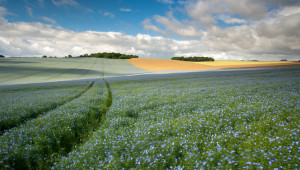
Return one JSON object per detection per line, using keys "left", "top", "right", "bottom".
{"left": 41, "top": 16, "right": 56, "bottom": 25}
{"left": 0, "top": 7, "right": 299, "bottom": 61}
{"left": 142, "top": 18, "right": 166, "bottom": 35}
{"left": 144, "top": 12, "right": 203, "bottom": 38}
{"left": 103, "top": 12, "right": 114, "bottom": 18}
{"left": 52, "top": 0, "right": 92, "bottom": 12}
{"left": 0, "top": 6, "right": 11, "bottom": 17}
{"left": 52, "top": 0, "right": 79, "bottom": 7}
{"left": 142, "top": 0, "right": 300, "bottom": 60}
{"left": 224, "top": 0, "right": 268, "bottom": 19}
{"left": 157, "top": 0, "right": 174, "bottom": 4}
{"left": 217, "top": 15, "right": 247, "bottom": 24}
{"left": 120, "top": 8, "right": 131, "bottom": 12}
{"left": 277, "top": 6, "right": 300, "bottom": 16}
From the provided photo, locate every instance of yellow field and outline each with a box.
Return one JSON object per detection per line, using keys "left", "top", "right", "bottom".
{"left": 127, "top": 58, "right": 300, "bottom": 71}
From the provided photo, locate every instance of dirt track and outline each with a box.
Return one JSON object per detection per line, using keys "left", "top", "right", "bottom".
{"left": 127, "top": 58, "right": 300, "bottom": 71}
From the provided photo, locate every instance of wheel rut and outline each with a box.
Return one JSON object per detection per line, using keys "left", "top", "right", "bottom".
{"left": 0, "top": 81, "right": 94, "bottom": 135}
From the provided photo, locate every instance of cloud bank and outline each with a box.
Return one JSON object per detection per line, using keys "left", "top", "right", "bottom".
{"left": 0, "top": 0, "right": 300, "bottom": 61}
{"left": 143, "top": 0, "right": 300, "bottom": 60}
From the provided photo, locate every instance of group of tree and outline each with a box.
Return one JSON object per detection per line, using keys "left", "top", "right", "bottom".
{"left": 42, "top": 55, "right": 57, "bottom": 58}
{"left": 89, "top": 52, "right": 138, "bottom": 59}
{"left": 0, "top": 55, "right": 5, "bottom": 58}
{"left": 171, "top": 56, "right": 214, "bottom": 62}
{"left": 41, "top": 52, "right": 138, "bottom": 59}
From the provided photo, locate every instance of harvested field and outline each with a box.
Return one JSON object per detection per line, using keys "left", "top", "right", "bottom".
{"left": 128, "top": 58, "right": 300, "bottom": 71}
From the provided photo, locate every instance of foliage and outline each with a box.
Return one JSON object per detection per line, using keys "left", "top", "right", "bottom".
{"left": 0, "top": 55, "right": 5, "bottom": 58}
{"left": 78, "top": 53, "right": 90, "bottom": 58}
{"left": 0, "top": 82, "right": 90, "bottom": 133}
{"left": 171, "top": 56, "right": 214, "bottom": 62}
{"left": 0, "top": 82, "right": 107, "bottom": 169}
{"left": 57, "top": 67, "right": 299, "bottom": 169}
{"left": 91, "top": 52, "right": 139, "bottom": 59}
{"left": 42, "top": 55, "right": 47, "bottom": 58}
{"left": 0, "top": 57, "right": 299, "bottom": 169}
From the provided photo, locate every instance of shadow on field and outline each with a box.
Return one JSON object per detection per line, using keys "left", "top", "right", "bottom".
{"left": 0, "top": 65, "right": 102, "bottom": 75}
{"left": 0, "top": 60, "right": 39, "bottom": 64}
{"left": 106, "top": 65, "right": 300, "bottom": 82}
{"left": 1, "top": 65, "right": 299, "bottom": 88}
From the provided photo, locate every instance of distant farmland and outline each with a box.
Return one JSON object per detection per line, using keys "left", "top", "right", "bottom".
{"left": 0, "top": 57, "right": 148, "bottom": 85}
{"left": 0, "top": 57, "right": 299, "bottom": 169}
{"left": 127, "top": 58, "right": 300, "bottom": 71}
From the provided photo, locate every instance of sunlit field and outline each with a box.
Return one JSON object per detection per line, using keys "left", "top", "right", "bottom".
{"left": 128, "top": 58, "right": 300, "bottom": 71}
{"left": 0, "top": 58, "right": 299, "bottom": 169}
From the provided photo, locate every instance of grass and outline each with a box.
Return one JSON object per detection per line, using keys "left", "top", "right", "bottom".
{"left": 0, "top": 58, "right": 299, "bottom": 169}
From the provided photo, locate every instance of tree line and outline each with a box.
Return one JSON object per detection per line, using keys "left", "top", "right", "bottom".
{"left": 41, "top": 53, "right": 139, "bottom": 59}
{"left": 79, "top": 52, "right": 138, "bottom": 59}
{"left": 171, "top": 56, "right": 214, "bottom": 62}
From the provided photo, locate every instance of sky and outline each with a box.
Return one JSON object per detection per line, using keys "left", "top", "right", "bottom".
{"left": 0, "top": 0, "right": 299, "bottom": 60}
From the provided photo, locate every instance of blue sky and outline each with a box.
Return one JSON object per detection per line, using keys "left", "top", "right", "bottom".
{"left": 0, "top": 0, "right": 299, "bottom": 60}
{"left": 3, "top": 0, "right": 174, "bottom": 36}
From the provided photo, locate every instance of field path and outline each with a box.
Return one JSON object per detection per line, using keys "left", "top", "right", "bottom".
{"left": 0, "top": 81, "right": 94, "bottom": 134}
{"left": 128, "top": 58, "right": 300, "bottom": 71}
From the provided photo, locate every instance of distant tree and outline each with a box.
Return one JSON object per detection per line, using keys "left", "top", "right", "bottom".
{"left": 42, "top": 55, "right": 47, "bottom": 58}
{"left": 90, "top": 52, "right": 138, "bottom": 59}
{"left": 171, "top": 56, "right": 214, "bottom": 62}
{"left": 68, "top": 55, "right": 72, "bottom": 58}
{"left": 280, "top": 59, "right": 287, "bottom": 61}
{"left": 0, "top": 55, "right": 5, "bottom": 58}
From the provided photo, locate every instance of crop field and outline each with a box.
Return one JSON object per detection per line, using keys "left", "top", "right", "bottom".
{"left": 0, "top": 57, "right": 148, "bottom": 85}
{"left": 0, "top": 58, "right": 299, "bottom": 169}
{"left": 128, "top": 58, "right": 300, "bottom": 71}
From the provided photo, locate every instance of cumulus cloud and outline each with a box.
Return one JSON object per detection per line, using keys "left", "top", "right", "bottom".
{"left": 142, "top": 0, "right": 300, "bottom": 60}
{"left": 1, "top": 0, "right": 300, "bottom": 61}
{"left": 217, "top": 15, "right": 247, "bottom": 24}
{"left": 0, "top": 12, "right": 299, "bottom": 61}
{"left": 0, "top": 17, "right": 202, "bottom": 58}
{"left": 143, "top": 12, "right": 203, "bottom": 38}
{"left": 142, "top": 18, "right": 166, "bottom": 35}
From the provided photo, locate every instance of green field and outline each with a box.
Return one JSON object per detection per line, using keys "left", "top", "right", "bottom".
{"left": 0, "top": 57, "right": 148, "bottom": 85}
{"left": 0, "top": 58, "right": 299, "bottom": 169}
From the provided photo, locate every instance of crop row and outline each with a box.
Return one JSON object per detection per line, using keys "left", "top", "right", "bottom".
{"left": 0, "top": 81, "right": 108, "bottom": 169}
{"left": 0, "top": 81, "right": 92, "bottom": 133}
{"left": 57, "top": 68, "right": 299, "bottom": 169}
